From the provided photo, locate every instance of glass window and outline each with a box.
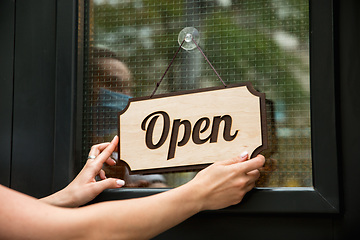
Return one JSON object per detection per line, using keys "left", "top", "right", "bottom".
{"left": 80, "top": 0, "right": 311, "bottom": 188}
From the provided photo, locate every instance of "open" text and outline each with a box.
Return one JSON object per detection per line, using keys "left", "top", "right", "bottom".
{"left": 141, "top": 111, "right": 239, "bottom": 160}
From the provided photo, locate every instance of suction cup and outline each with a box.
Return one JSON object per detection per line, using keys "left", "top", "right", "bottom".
{"left": 178, "top": 27, "right": 200, "bottom": 51}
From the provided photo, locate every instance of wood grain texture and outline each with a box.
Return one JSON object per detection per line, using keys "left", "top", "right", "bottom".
{"left": 118, "top": 83, "right": 267, "bottom": 174}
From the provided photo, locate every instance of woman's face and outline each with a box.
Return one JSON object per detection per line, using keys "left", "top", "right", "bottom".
{"left": 94, "top": 57, "right": 133, "bottom": 95}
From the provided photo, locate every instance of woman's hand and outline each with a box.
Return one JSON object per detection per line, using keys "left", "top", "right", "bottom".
{"left": 40, "top": 136, "right": 125, "bottom": 207}
{"left": 186, "top": 153, "right": 265, "bottom": 211}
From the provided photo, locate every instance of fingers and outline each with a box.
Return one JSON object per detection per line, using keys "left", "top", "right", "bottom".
{"left": 99, "top": 169, "right": 106, "bottom": 180}
{"left": 240, "top": 151, "right": 249, "bottom": 160}
{"left": 246, "top": 169, "right": 261, "bottom": 180}
{"left": 219, "top": 151, "right": 249, "bottom": 166}
{"left": 88, "top": 136, "right": 119, "bottom": 169}
{"left": 88, "top": 142, "right": 111, "bottom": 158}
{"left": 236, "top": 155, "right": 265, "bottom": 173}
{"left": 96, "top": 136, "right": 118, "bottom": 165}
{"left": 105, "top": 157, "right": 117, "bottom": 166}
{"left": 224, "top": 154, "right": 264, "bottom": 188}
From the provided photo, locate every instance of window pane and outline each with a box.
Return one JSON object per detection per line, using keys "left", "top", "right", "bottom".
{"left": 80, "top": 0, "right": 311, "bottom": 188}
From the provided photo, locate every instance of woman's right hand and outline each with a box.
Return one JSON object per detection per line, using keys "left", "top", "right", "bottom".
{"left": 188, "top": 153, "right": 265, "bottom": 211}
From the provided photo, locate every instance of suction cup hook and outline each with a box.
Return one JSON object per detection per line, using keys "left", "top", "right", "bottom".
{"left": 178, "top": 27, "right": 200, "bottom": 51}
{"left": 151, "top": 27, "right": 225, "bottom": 97}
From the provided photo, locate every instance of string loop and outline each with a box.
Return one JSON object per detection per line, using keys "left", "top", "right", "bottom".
{"left": 150, "top": 35, "right": 226, "bottom": 98}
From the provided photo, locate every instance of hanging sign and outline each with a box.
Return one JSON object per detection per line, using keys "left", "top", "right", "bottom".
{"left": 118, "top": 82, "right": 267, "bottom": 174}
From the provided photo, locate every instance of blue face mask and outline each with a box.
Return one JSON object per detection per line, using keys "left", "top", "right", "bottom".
{"left": 95, "top": 88, "right": 132, "bottom": 135}
{"left": 98, "top": 88, "right": 131, "bottom": 112}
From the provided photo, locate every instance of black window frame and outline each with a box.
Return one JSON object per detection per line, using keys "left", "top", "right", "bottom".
{"left": 64, "top": 0, "right": 339, "bottom": 213}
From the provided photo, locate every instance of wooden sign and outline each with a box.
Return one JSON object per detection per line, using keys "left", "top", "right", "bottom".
{"left": 118, "top": 82, "right": 267, "bottom": 174}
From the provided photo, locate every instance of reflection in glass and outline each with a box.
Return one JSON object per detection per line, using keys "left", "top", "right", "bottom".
{"left": 81, "top": 0, "right": 311, "bottom": 188}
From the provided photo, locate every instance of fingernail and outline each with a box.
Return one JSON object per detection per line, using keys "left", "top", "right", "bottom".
{"left": 112, "top": 159, "right": 117, "bottom": 165}
{"left": 112, "top": 135, "right": 118, "bottom": 141}
{"left": 240, "top": 151, "right": 248, "bottom": 158}
{"left": 116, "top": 179, "right": 125, "bottom": 186}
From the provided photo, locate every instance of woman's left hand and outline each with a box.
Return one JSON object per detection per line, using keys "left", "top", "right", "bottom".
{"left": 40, "top": 136, "right": 124, "bottom": 207}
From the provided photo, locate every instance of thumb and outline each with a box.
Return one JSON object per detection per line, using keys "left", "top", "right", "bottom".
{"left": 95, "top": 178, "right": 125, "bottom": 192}
{"left": 219, "top": 151, "right": 249, "bottom": 166}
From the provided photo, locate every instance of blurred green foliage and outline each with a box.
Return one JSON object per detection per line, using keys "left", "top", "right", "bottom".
{"left": 91, "top": 0, "right": 309, "bottom": 100}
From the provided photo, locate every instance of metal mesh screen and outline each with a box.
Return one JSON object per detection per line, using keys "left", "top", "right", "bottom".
{"left": 81, "top": 0, "right": 311, "bottom": 187}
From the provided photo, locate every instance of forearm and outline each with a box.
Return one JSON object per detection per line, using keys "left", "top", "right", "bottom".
{"left": 39, "top": 188, "right": 77, "bottom": 208}
{"left": 80, "top": 181, "right": 203, "bottom": 240}
{"left": 1, "top": 184, "right": 198, "bottom": 240}
{"left": 0, "top": 185, "right": 86, "bottom": 240}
